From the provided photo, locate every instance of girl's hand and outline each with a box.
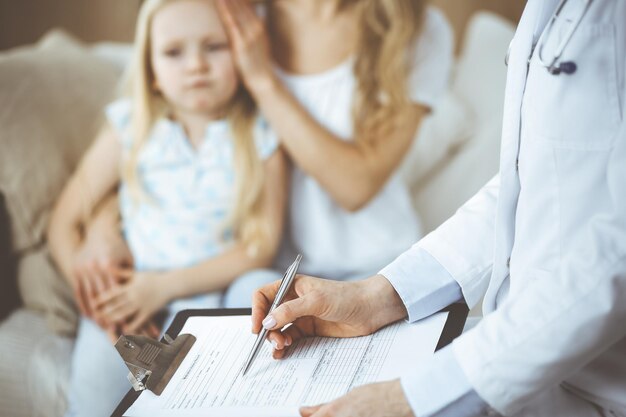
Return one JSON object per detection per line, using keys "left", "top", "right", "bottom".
{"left": 94, "top": 269, "right": 169, "bottom": 335}
{"left": 252, "top": 275, "right": 408, "bottom": 359}
{"left": 216, "top": 0, "right": 277, "bottom": 94}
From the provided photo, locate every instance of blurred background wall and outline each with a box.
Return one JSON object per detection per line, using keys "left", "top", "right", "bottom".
{"left": 0, "top": 0, "right": 142, "bottom": 50}
{"left": 0, "top": 0, "right": 526, "bottom": 51}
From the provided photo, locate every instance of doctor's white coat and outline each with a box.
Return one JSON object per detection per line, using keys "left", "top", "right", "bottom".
{"left": 414, "top": 0, "right": 626, "bottom": 413}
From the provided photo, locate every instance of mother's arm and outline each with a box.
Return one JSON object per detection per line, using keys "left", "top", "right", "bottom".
{"left": 47, "top": 125, "right": 127, "bottom": 318}
{"left": 248, "top": 84, "right": 427, "bottom": 212}
{"left": 218, "top": 0, "right": 429, "bottom": 212}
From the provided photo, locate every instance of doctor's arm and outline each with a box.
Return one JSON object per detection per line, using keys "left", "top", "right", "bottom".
{"left": 382, "top": 174, "right": 501, "bottom": 318}
{"left": 364, "top": 176, "right": 501, "bottom": 417}
{"left": 444, "top": 135, "right": 626, "bottom": 414}
{"left": 259, "top": 177, "right": 502, "bottom": 416}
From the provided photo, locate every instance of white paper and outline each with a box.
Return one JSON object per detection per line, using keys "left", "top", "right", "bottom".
{"left": 124, "top": 313, "right": 448, "bottom": 417}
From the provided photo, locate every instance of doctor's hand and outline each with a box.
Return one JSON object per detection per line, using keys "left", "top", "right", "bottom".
{"left": 300, "top": 380, "right": 414, "bottom": 417}
{"left": 252, "top": 275, "right": 407, "bottom": 358}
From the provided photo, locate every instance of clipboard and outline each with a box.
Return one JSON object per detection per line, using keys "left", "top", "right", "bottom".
{"left": 111, "top": 304, "right": 468, "bottom": 417}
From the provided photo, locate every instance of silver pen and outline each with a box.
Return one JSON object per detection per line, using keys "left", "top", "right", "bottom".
{"left": 240, "top": 254, "right": 302, "bottom": 376}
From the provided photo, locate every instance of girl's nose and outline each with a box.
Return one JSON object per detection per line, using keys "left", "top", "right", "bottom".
{"left": 187, "top": 51, "right": 209, "bottom": 72}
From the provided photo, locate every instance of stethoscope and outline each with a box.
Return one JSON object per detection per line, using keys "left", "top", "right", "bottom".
{"left": 505, "top": 0, "right": 593, "bottom": 76}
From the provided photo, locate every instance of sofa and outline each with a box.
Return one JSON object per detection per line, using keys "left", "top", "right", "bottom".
{"left": 0, "top": 12, "right": 514, "bottom": 417}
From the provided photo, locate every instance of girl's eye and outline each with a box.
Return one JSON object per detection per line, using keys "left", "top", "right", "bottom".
{"left": 164, "top": 48, "right": 182, "bottom": 58}
{"left": 204, "top": 43, "right": 228, "bottom": 53}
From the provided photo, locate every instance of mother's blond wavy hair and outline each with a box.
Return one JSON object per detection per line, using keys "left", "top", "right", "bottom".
{"left": 121, "top": 0, "right": 268, "bottom": 257}
{"left": 341, "top": 0, "right": 426, "bottom": 142}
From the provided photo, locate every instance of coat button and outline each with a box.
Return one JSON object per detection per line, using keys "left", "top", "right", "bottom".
{"left": 506, "top": 257, "right": 511, "bottom": 268}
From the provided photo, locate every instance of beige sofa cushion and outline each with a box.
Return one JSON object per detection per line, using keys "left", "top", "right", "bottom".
{"left": 0, "top": 309, "right": 73, "bottom": 417}
{"left": 0, "top": 30, "right": 123, "bottom": 334}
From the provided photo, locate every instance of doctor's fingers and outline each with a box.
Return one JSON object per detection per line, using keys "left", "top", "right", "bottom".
{"left": 269, "top": 325, "right": 309, "bottom": 359}
{"left": 262, "top": 291, "right": 326, "bottom": 331}
{"left": 300, "top": 402, "right": 346, "bottom": 417}
{"left": 251, "top": 278, "right": 293, "bottom": 333}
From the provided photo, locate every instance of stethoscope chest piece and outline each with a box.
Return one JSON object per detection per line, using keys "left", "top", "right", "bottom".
{"left": 536, "top": 0, "right": 593, "bottom": 76}
{"left": 548, "top": 60, "right": 577, "bottom": 75}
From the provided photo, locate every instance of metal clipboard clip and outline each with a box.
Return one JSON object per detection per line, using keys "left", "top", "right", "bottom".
{"left": 115, "top": 333, "right": 196, "bottom": 395}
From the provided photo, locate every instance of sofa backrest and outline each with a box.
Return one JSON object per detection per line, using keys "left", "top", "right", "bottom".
{"left": 0, "top": 30, "right": 123, "bottom": 334}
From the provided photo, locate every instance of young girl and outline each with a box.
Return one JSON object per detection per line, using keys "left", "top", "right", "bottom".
{"left": 47, "top": 0, "right": 287, "bottom": 415}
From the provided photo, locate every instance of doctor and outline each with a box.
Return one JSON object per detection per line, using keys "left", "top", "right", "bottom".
{"left": 251, "top": 0, "right": 626, "bottom": 416}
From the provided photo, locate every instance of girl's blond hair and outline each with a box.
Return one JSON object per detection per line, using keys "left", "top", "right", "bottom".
{"left": 341, "top": 0, "right": 426, "bottom": 142}
{"left": 121, "top": 0, "right": 268, "bottom": 257}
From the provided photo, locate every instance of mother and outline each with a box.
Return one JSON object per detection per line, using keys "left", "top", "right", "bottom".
{"left": 218, "top": 0, "right": 453, "bottom": 301}
{"left": 79, "top": 0, "right": 452, "bottom": 307}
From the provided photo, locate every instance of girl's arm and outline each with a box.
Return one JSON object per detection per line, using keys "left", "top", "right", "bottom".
{"left": 218, "top": 0, "right": 429, "bottom": 211}
{"left": 156, "top": 149, "right": 289, "bottom": 302}
{"left": 47, "top": 124, "right": 122, "bottom": 311}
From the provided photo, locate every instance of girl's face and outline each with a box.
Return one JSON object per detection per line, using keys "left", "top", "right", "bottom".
{"left": 150, "top": 0, "right": 238, "bottom": 117}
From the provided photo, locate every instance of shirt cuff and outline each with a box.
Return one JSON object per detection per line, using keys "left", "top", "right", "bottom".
{"left": 380, "top": 247, "right": 463, "bottom": 322}
{"left": 400, "top": 344, "right": 488, "bottom": 417}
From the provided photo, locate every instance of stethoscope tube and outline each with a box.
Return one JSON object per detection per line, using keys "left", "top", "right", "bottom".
{"left": 506, "top": 0, "right": 593, "bottom": 76}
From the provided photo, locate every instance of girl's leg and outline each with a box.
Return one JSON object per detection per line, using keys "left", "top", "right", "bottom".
{"left": 64, "top": 318, "right": 129, "bottom": 417}
{"left": 222, "top": 269, "right": 282, "bottom": 308}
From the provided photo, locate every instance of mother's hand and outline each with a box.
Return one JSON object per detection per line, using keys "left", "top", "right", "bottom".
{"left": 72, "top": 223, "right": 133, "bottom": 324}
{"left": 216, "top": 0, "right": 277, "bottom": 93}
{"left": 252, "top": 275, "right": 408, "bottom": 359}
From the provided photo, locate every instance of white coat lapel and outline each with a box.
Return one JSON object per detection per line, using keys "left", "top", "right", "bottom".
{"left": 483, "top": 0, "right": 559, "bottom": 312}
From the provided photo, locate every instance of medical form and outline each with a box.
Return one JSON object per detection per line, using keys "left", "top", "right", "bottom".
{"left": 122, "top": 313, "right": 449, "bottom": 417}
